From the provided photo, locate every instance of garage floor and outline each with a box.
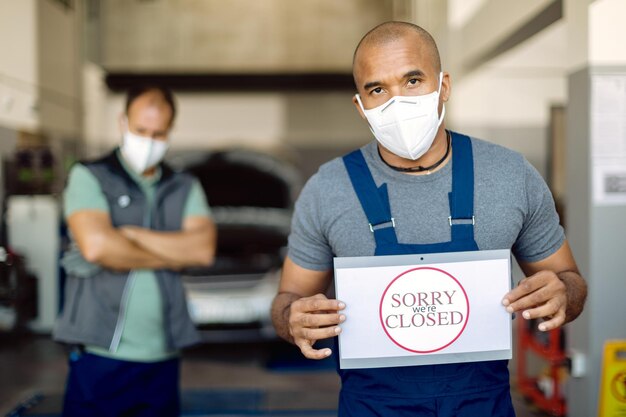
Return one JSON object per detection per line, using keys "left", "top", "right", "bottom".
{"left": 0, "top": 333, "right": 551, "bottom": 416}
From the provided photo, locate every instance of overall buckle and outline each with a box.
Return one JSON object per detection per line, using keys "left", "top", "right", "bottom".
{"left": 448, "top": 216, "right": 475, "bottom": 226}
{"left": 369, "top": 218, "right": 396, "bottom": 232}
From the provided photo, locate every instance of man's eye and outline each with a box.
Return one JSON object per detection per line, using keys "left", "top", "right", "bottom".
{"left": 408, "top": 79, "right": 418, "bottom": 85}
{"left": 371, "top": 87, "right": 383, "bottom": 94}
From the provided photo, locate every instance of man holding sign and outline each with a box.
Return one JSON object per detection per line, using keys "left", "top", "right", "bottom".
{"left": 271, "top": 21, "right": 587, "bottom": 416}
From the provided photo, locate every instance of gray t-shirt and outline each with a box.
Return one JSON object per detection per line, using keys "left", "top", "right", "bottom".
{"left": 288, "top": 137, "right": 565, "bottom": 271}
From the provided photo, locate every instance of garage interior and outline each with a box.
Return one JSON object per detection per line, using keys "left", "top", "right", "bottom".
{"left": 1, "top": 0, "right": 626, "bottom": 416}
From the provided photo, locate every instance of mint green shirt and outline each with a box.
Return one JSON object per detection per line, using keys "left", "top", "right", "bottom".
{"left": 63, "top": 154, "right": 211, "bottom": 362}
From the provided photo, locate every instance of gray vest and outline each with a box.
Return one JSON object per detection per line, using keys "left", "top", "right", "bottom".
{"left": 54, "top": 150, "right": 201, "bottom": 351}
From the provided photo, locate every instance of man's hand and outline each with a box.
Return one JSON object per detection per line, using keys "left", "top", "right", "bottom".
{"left": 502, "top": 270, "right": 566, "bottom": 332}
{"left": 271, "top": 257, "right": 344, "bottom": 359}
{"left": 505, "top": 240, "right": 587, "bottom": 332}
{"left": 288, "top": 293, "right": 346, "bottom": 359}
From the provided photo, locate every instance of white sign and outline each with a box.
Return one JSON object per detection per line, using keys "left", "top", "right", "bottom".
{"left": 333, "top": 250, "right": 512, "bottom": 369}
{"left": 592, "top": 74, "right": 626, "bottom": 206}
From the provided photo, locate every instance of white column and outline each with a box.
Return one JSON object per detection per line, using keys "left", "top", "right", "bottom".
{"left": 565, "top": 0, "right": 626, "bottom": 416}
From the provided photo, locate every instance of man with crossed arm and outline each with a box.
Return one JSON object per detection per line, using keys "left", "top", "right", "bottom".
{"left": 54, "top": 86, "right": 216, "bottom": 417}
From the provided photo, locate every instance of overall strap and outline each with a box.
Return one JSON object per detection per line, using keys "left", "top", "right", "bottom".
{"left": 343, "top": 150, "right": 398, "bottom": 245}
{"left": 448, "top": 132, "right": 475, "bottom": 241}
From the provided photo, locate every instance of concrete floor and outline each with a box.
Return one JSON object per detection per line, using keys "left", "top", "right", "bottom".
{"left": 0, "top": 333, "right": 551, "bottom": 416}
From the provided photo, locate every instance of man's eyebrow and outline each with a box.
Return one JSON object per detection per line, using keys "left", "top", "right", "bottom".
{"left": 363, "top": 80, "right": 382, "bottom": 91}
{"left": 361, "top": 69, "right": 426, "bottom": 91}
{"left": 404, "top": 69, "right": 425, "bottom": 78}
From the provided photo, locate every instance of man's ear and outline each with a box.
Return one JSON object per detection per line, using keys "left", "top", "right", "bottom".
{"left": 352, "top": 95, "right": 367, "bottom": 120}
{"left": 118, "top": 113, "right": 127, "bottom": 136}
{"left": 441, "top": 72, "right": 451, "bottom": 103}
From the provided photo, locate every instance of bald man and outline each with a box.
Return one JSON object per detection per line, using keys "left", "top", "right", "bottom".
{"left": 55, "top": 85, "right": 216, "bottom": 417}
{"left": 271, "top": 22, "right": 586, "bottom": 416}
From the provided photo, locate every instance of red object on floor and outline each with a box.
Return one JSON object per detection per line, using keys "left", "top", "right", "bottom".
{"left": 517, "top": 316, "right": 567, "bottom": 416}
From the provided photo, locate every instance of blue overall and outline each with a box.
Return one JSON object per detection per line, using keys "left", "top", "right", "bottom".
{"left": 339, "top": 132, "right": 515, "bottom": 417}
{"left": 63, "top": 350, "right": 180, "bottom": 417}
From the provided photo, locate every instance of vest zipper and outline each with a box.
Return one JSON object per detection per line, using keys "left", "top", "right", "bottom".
{"left": 69, "top": 279, "right": 84, "bottom": 324}
{"left": 109, "top": 271, "right": 136, "bottom": 352}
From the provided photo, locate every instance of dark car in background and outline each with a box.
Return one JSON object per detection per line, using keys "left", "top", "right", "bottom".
{"left": 170, "top": 149, "right": 301, "bottom": 342}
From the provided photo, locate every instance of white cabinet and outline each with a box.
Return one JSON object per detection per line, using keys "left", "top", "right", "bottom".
{"left": 6, "top": 195, "right": 61, "bottom": 332}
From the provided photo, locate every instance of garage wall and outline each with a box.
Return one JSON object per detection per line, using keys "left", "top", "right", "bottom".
{"left": 98, "top": 0, "right": 392, "bottom": 73}
{"left": 449, "top": 19, "right": 568, "bottom": 176}
{"left": 82, "top": 64, "right": 371, "bottom": 157}
{"left": 0, "top": 0, "right": 81, "bottom": 138}
{"left": 82, "top": 0, "right": 390, "bottom": 156}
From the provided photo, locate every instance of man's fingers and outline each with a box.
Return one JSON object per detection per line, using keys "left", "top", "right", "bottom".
{"left": 295, "top": 312, "right": 345, "bottom": 328}
{"left": 295, "top": 296, "right": 345, "bottom": 314}
{"left": 502, "top": 271, "right": 565, "bottom": 310}
{"left": 502, "top": 275, "right": 546, "bottom": 306}
{"left": 509, "top": 274, "right": 567, "bottom": 332}
{"left": 534, "top": 312, "right": 566, "bottom": 332}
{"left": 297, "top": 340, "right": 333, "bottom": 360}
{"left": 504, "top": 285, "right": 552, "bottom": 314}
{"left": 519, "top": 299, "right": 563, "bottom": 322}
{"left": 295, "top": 325, "right": 342, "bottom": 342}
{"left": 288, "top": 294, "right": 346, "bottom": 360}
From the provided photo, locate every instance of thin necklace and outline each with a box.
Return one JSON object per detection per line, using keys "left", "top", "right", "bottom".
{"left": 378, "top": 130, "right": 451, "bottom": 174}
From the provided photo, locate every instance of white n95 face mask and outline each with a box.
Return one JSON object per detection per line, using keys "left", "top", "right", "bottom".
{"left": 120, "top": 130, "right": 169, "bottom": 174}
{"left": 356, "top": 72, "right": 445, "bottom": 160}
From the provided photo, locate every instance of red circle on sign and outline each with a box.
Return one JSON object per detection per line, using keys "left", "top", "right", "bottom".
{"left": 379, "top": 266, "right": 470, "bottom": 353}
